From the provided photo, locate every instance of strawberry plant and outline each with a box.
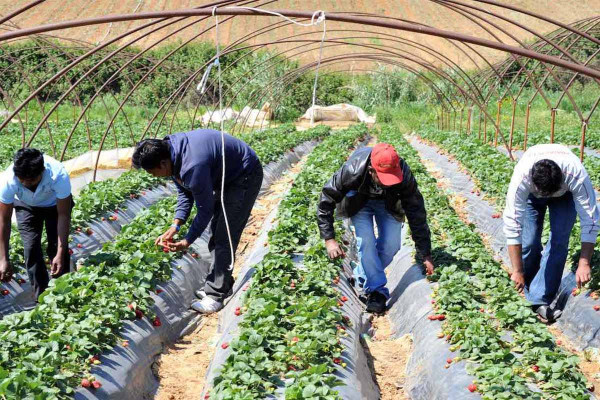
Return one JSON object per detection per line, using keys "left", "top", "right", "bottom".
{"left": 210, "top": 124, "right": 368, "bottom": 399}
{"left": 380, "top": 126, "right": 590, "bottom": 399}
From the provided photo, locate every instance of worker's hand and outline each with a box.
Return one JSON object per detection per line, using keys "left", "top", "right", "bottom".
{"left": 510, "top": 270, "right": 525, "bottom": 293}
{"left": 325, "top": 239, "right": 345, "bottom": 260}
{"left": 423, "top": 256, "right": 435, "bottom": 276}
{"left": 50, "top": 253, "right": 64, "bottom": 277}
{"left": 575, "top": 259, "right": 592, "bottom": 288}
{"left": 0, "top": 259, "right": 13, "bottom": 282}
{"left": 167, "top": 239, "right": 190, "bottom": 252}
{"left": 155, "top": 226, "right": 178, "bottom": 246}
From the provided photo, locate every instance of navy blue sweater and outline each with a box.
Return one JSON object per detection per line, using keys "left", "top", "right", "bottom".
{"left": 168, "top": 129, "right": 260, "bottom": 244}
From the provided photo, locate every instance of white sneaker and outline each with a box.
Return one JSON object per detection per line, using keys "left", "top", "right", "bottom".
{"left": 195, "top": 289, "right": 206, "bottom": 299}
{"left": 191, "top": 296, "right": 224, "bottom": 314}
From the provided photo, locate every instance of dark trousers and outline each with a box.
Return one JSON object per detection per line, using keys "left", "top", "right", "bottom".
{"left": 14, "top": 200, "right": 71, "bottom": 299}
{"left": 204, "top": 163, "right": 263, "bottom": 301}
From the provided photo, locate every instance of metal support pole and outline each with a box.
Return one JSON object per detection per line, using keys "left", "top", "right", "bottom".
{"left": 524, "top": 104, "right": 531, "bottom": 151}
{"left": 494, "top": 100, "right": 501, "bottom": 147}
{"left": 460, "top": 109, "right": 464, "bottom": 133}
{"left": 509, "top": 99, "right": 516, "bottom": 151}
{"left": 484, "top": 114, "right": 488, "bottom": 143}
{"left": 467, "top": 108, "right": 472, "bottom": 135}
{"left": 478, "top": 110, "right": 482, "bottom": 140}
{"left": 580, "top": 121, "right": 587, "bottom": 162}
{"left": 550, "top": 108, "right": 556, "bottom": 143}
{"left": 453, "top": 111, "right": 456, "bottom": 131}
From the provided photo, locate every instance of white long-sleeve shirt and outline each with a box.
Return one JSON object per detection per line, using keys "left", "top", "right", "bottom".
{"left": 503, "top": 144, "right": 600, "bottom": 245}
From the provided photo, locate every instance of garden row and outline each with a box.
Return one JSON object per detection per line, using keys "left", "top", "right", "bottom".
{"left": 379, "top": 126, "right": 592, "bottom": 399}
{"left": 0, "top": 125, "right": 332, "bottom": 399}
{"left": 207, "top": 124, "right": 369, "bottom": 399}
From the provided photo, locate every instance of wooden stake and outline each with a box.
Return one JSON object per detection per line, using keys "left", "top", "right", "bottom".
{"left": 478, "top": 110, "right": 482, "bottom": 139}
{"left": 467, "top": 108, "right": 472, "bottom": 135}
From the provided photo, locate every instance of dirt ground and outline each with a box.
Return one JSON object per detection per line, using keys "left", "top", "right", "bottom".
{"left": 363, "top": 315, "right": 413, "bottom": 400}
{"left": 154, "top": 155, "right": 308, "bottom": 399}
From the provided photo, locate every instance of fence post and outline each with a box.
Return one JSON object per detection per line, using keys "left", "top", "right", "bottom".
{"left": 524, "top": 103, "right": 531, "bottom": 151}
{"left": 550, "top": 108, "right": 556, "bottom": 143}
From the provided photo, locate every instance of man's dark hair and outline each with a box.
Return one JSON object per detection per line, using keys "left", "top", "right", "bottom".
{"left": 132, "top": 139, "right": 170, "bottom": 170}
{"left": 531, "top": 159, "right": 563, "bottom": 196}
{"left": 13, "top": 148, "right": 45, "bottom": 179}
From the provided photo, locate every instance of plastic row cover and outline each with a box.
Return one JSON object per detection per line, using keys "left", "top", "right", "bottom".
{"left": 73, "top": 140, "right": 324, "bottom": 400}
{"left": 415, "top": 136, "right": 600, "bottom": 350}
{"left": 386, "top": 226, "right": 480, "bottom": 400}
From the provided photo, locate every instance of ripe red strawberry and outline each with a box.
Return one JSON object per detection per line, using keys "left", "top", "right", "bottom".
{"left": 557, "top": 340, "right": 563, "bottom": 346}
{"left": 65, "top": 345, "right": 71, "bottom": 350}
{"left": 333, "top": 357, "right": 342, "bottom": 364}
{"left": 89, "top": 355, "right": 98, "bottom": 364}
{"left": 112, "top": 215, "right": 119, "bottom": 221}
{"left": 428, "top": 315, "right": 435, "bottom": 320}
{"left": 1, "top": 289, "right": 9, "bottom": 296}
{"left": 341, "top": 296, "right": 348, "bottom": 302}
{"left": 234, "top": 309, "right": 241, "bottom": 316}
{"left": 446, "top": 334, "right": 452, "bottom": 341}
{"left": 76, "top": 227, "right": 82, "bottom": 233}
{"left": 467, "top": 383, "right": 477, "bottom": 393}
{"left": 86, "top": 228, "right": 93, "bottom": 235}
{"left": 92, "top": 381, "right": 102, "bottom": 389}
{"left": 288, "top": 365, "right": 297, "bottom": 371}
{"left": 77, "top": 243, "right": 83, "bottom": 249}
{"left": 532, "top": 365, "right": 540, "bottom": 372}
{"left": 101, "top": 217, "right": 106, "bottom": 221}
{"left": 221, "top": 342, "right": 229, "bottom": 349}
{"left": 156, "top": 289, "right": 163, "bottom": 294}
{"left": 431, "top": 300, "right": 436, "bottom": 304}
{"left": 68, "top": 249, "right": 74, "bottom": 255}
{"left": 81, "top": 379, "right": 92, "bottom": 388}
{"left": 480, "top": 308, "right": 485, "bottom": 313}
{"left": 153, "top": 317, "right": 161, "bottom": 327}
{"left": 17, "top": 278, "right": 26, "bottom": 284}
{"left": 594, "top": 305, "right": 600, "bottom": 311}
{"left": 135, "top": 309, "right": 144, "bottom": 319}
{"left": 191, "top": 253, "right": 198, "bottom": 259}
{"left": 204, "top": 393, "right": 210, "bottom": 400}
{"left": 163, "top": 248, "right": 170, "bottom": 253}
{"left": 292, "top": 337, "right": 299, "bottom": 342}
{"left": 447, "top": 358, "right": 452, "bottom": 364}
{"left": 290, "top": 282, "right": 296, "bottom": 289}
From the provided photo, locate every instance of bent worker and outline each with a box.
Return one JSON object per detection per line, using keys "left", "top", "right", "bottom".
{"left": 132, "top": 129, "right": 262, "bottom": 314}
{"left": 317, "top": 143, "right": 434, "bottom": 314}
{"left": 504, "top": 144, "right": 599, "bottom": 322}
{"left": 0, "top": 148, "right": 73, "bottom": 299}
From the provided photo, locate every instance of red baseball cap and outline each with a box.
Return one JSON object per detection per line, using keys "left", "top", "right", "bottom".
{"left": 370, "top": 143, "right": 403, "bottom": 186}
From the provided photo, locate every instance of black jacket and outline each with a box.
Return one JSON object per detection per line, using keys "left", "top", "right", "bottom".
{"left": 317, "top": 147, "right": 432, "bottom": 257}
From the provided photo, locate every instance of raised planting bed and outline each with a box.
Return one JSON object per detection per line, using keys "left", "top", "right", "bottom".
{"left": 378, "top": 125, "right": 593, "bottom": 399}
{"left": 417, "top": 128, "right": 600, "bottom": 350}
{"left": 0, "top": 126, "right": 332, "bottom": 399}
{"left": 202, "top": 124, "right": 378, "bottom": 400}
{"left": 0, "top": 125, "right": 332, "bottom": 319}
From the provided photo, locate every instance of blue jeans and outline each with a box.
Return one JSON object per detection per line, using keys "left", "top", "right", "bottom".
{"left": 351, "top": 199, "right": 403, "bottom": 298}
{"left": 522, "top": 192, "right": 576, "bottom": 306}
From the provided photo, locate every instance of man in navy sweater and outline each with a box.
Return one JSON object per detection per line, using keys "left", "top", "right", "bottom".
{"left": 132, "top": 129, "right": 262, "bottom": 314}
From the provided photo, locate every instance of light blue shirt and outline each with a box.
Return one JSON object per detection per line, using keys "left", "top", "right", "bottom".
{"left": 0, "top": 155, "right": 71, "bottom": 207}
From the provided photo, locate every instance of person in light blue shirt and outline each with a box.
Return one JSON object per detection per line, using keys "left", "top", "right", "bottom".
{"left": 0, "top": 148, "right": 73, "bottom": 298}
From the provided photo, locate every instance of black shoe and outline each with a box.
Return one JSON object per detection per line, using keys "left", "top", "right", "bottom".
{"left": 532, "top": 305, "right": 562, "bottom": 322}
{"left": 366, "top": 291, "right": 387, "bottom": 314}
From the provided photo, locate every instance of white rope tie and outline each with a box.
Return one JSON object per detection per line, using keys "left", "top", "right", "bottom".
{"left": 212, "top": 6, "right": 235, "bottom": 271}
{"left": 208, "top": 7, "right": 327, "bottom": 270}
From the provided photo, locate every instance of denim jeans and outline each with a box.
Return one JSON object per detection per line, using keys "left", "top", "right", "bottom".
{"left": 522, "top": 192, "right": 576, "bottom": 306}
{"left": 351, "top": 198, "right": 403, "bottom": 298}
{"left": 204, "top": 163, "right": 263, "bottom": 301}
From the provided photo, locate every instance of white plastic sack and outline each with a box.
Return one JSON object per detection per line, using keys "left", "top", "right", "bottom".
{"left": 200, "top": 108, "right": 238, "bottom": 125}
{"left": 239, "top": 103, "right": 272, "bottom": 127}
{"left": 62, "top": 147, "right": 135, "bottom": 178}
{"left": 299, "top": 104, "right": 376, "bottom": 124}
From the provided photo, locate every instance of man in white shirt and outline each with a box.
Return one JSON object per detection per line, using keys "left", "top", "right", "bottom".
{"left": 0, "top": 148, "right": 73, "bottom": 299}
{"left": 503, "top": 144, "right": 599, "bottom": 321}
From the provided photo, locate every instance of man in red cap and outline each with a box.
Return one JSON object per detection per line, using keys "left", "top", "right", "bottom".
{"left": 317, "top": 143, "right": 434, "bottom": 313}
